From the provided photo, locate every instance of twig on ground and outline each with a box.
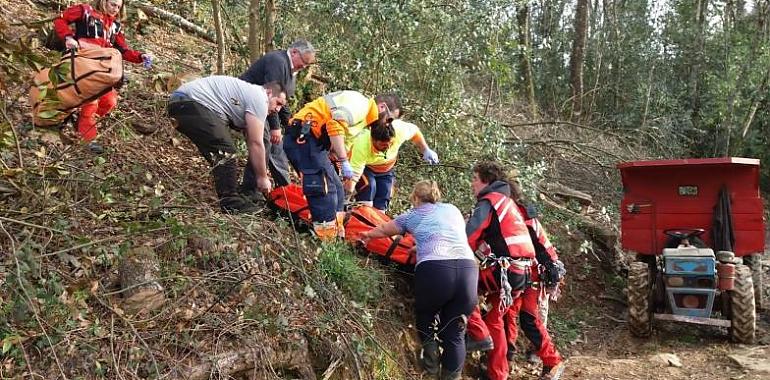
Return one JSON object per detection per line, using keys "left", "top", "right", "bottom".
{"left": 0, "top": 221, "right": 69, "bottom": 379}
{"left": 109, "top": 315, "right": 128, "bottom": 380}
{"left": 39, "top": 236, "right": 122, "bottom": 257}
{"left": 0, "top": 215, "right": 68, "bottom": 234}
{"left": 1, "top": 103, "right": 24, "bottom": 168}
{"left": 598, "top": 294, "right": 628, "bottom": 306}
{"left": 93, "top": 290, "right": 162, "bottom": 379}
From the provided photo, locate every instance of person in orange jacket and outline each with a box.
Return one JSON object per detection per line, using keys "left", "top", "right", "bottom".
{"left": 283, "top": 90, "right": 397, "bottom": 240}
{"left": 53, "top": 0, "right": 152, "bottom": 153}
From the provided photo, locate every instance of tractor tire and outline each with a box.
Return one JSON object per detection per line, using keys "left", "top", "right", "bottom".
{"left": 743, "top": 254, "right": 765, "bottom": 311}
{"left": 627, "top": 261, "right": 652, "bottom": 338}
{"left": 729, "top": 264, "right": 756, "bottom": 344}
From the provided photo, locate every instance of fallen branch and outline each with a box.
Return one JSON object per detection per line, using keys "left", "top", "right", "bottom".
{"left": 507, "top": 138, "right": 620, "bottom": 169}
{"left": 539, "top": 195, "right": 620, "bottom": 271}
{"left": 136, "top": 2, "right": 215, "bottom": 43}
{"left": 172, "top": 339, "right": 316, "bottom": 380}
{"left": 0, "top": 215, "right": 69, "bottom": 234}
{"left": 599, "top": 294, "right": 628, "bottom": 306}
{"left": 541, "top": 182, "right": 593, "bottom": 208}
{"left": 478, "top": 118, "right": 625, "bottom": 139}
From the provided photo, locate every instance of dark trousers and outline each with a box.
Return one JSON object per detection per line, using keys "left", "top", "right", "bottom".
{"left": 415, "top": 259, "right": 478, "bottom": 373}
{"left": 241, "top": 127, "right": 291, "bottom": 191}
{"left": 167, "top": 98, "right": 238, "bottom": 200}
{"left": 282, "top": 131, "right": 344, "bottom": 223}
{"left": 354, "top": 168, "right": 395, "bottom": 210}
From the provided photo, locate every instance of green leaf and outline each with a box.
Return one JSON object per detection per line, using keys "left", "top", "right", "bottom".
{"left": 37, "top": 110, "right": 62, "bottom": 119}
{"left": 2, "top": 336, "right": 18, "bottom": 354}
{"left": 47, "top": 68, "right": 59, "bottom": 87}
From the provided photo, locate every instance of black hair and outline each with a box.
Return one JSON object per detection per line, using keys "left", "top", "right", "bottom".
{"left": 472, "top": 161, "right": 507, "bottom": 185}
{"left": 371, "top": 121, "right": 396, "bottom": 142}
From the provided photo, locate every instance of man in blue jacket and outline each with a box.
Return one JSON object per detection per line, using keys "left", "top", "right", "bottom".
{"left": 240, "top": 39, "right": 317, "bottom": 199}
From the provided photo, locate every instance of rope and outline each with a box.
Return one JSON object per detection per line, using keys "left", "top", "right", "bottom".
{"left": 498, "top": 257, "right": 514, "bottom": 311}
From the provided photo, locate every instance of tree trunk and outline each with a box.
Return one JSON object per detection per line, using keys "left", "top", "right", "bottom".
{"left": 212, "top": 0, "right": 225, "bottom": 74}
{"left": 517, "top": 1, "right": 536, "bottom": 118}
{"left": 136, "top": 2, "right": 214, "bottom": 43}
{"left": 569, "top": 0, "right": 590, "bottom": 119}
{"left": 689, "top": 0, "right": 707, "bottom": 140}
{"left": 119, "top": 247, "right": 165, "bottom": 315}
{"left": 262, "top": 0, "right": 276, "bottom": 53}
{"left": 172, "top": 339, "right": 316, "bottom": 380}
{"left": 248, "top": 0, "right": 262, "bottom": 61}
{"left": 602, "top": 0, "right": 619, "bottom": 110}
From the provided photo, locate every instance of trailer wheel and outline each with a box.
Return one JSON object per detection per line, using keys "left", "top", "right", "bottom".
{"left": 743, "top": 254, "right": 765, "bottom": 311}
{"left": 627, "top": 261, "right": 652, "bottom": 337}
{"left": 729, "top": 264, "right": 756, "bottom": 344}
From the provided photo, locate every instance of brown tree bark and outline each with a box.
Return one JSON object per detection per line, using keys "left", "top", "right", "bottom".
{"left": 689, "top": 0, "right": 707, "bottom": 137}
{"left": 517, "top": 1, "right": 537, "bottom": 118}
{"left": 172, "top": 338, "right": 316, "bottom": 380}
{"left": 212, "top": 0, "right": 225, "bottom": 74}
{"left": 569, "top": 0, "right": 590, "bottom": 119}
{"left": 136, "top": 2, "right": 214, "bottom": 43}
{"left": 262, "top": 0, "right": 276, "bottom": 53}
{"left": 119, "top": 247, "right": 165, "bottom": 314}
{"left": 602, "top": 0, "right": 620, "bottom": 110}
{"left": 248, "top": 0, "right": 262, "bottom": 61}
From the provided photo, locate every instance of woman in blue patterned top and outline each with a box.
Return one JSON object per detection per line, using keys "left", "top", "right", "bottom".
{"left": 360, "top": 180, "right": 478, "bottom": 380}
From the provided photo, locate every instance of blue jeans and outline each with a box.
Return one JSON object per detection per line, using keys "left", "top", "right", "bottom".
{"left": 354, "top": 168, "right": 395, "bottom": 210}
{"left": 283, "top": 130, "right": 344, "bottom": 223}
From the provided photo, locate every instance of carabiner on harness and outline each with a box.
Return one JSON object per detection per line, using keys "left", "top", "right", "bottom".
{"left": 498, "top": 257, "right": 514, "bottom": 311}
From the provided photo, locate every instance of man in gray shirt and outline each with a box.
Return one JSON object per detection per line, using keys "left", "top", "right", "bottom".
{"left": 167, "top": 76, "right": 287, "bottom": 213}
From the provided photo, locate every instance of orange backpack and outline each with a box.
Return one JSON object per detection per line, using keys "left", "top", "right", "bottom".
{"left": 344, "top": 205, "right": 417, "bottom": 266}
{"left": 29, "top": 48, "right": 124, "bottom": 127}
{"left": 268, "top": 184, "right": 312, "bottom": 225}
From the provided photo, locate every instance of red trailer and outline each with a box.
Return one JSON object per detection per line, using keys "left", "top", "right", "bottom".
{"left": 618, "top": 157, "right": 765, "bottom": 343}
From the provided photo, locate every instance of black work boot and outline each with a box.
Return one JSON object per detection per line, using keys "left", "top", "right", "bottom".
{"left": 213, "top": 161, "right": 258, "bottom": 213}
{"left": 440, "top": 367, "right": 462, "bottom": 380}
{"left": 87, "top": 141, "right": 104, "bottom": 154}
{"left": 526, "top": 347, "right": 541, "bottom": 364}
{"left": 219, "top": 195, "right": 260, "bottom": 214}
{"left": 540, "top": 361, "right": 566, "bottom": 380}
{"left": 240, "top": 188, "right": 266, "bottom": 204}
{"left": 420, "top": 340, "right": 440, "bottom": 376}
{"left": 466, "top": 335, "right": 494, "bottom": 352}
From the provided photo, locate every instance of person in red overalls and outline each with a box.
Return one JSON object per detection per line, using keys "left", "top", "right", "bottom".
{"left": 505, "top": 187, "right": 566, "bottom": 365}
{"left": 465, "top": 161, "right": 565, "bottom": 380}
{"left": 53, "top": 0, "right": 151, "bottom": 153}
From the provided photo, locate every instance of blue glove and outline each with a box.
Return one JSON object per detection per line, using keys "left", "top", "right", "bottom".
{"left": 142, "top": 55, "right": 153, "bottom": 69}
{"left": 340, "top": 160, "right": 354, "bottom": 179}
{"left": 422, "top": 148, "right": 439, "bottom": 164}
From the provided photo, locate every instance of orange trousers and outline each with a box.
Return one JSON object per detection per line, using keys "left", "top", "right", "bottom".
{"left": 77, "top": 89, "right": 118, "bottom": 141}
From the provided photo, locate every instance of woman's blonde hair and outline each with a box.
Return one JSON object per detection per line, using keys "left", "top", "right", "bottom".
{"left": 93, "top": 0, "right": 127, "bottom": 20}
{"left": 410, "top": 180, "right": 441, "bottom": 205}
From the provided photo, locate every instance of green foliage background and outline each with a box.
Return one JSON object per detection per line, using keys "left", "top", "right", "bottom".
{"left": 192, "top": 0, "right": 770, "bottom": 196}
